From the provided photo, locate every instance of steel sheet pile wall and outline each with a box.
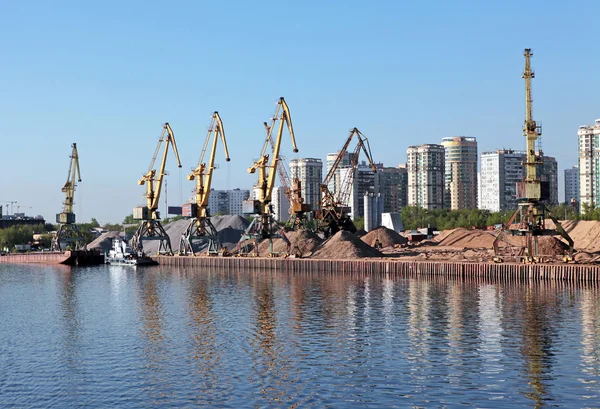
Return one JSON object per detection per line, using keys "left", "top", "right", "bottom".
{"left": 153, "top": 256, "right": 600, "bottom": 282}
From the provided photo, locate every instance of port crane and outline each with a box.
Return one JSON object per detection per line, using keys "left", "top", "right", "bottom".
{"left": 52, "top": 143, "right": 86, "bottom": 251}
{"left": 180, "top": 112, "right": 231, "bottom": 256}
{"left": 492, "top": 49, "right": 573, "bottom": 263}
{"left": 239, "top": 97, "right": 298, "bottom": 255}
{"left": 316, "top": 127, "right": 377, "bottom": 236}
{"left": 263, "top": 120, "right": 311, "bottom": 229}
{"left": 131, "top": 123, "right": 182, "bottom": 256}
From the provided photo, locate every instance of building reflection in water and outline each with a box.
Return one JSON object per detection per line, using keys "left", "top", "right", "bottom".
{"left": 446, "top": 281, "right": 464, "bottom": 388}
{"left": 407, "top": 279, "right": 431, "bottom": 382}
{"left": 477, "top": 284, "right": 504, "bottom": 377}
{"left": 579, "top": 285, "right": 600, "bottom": 401}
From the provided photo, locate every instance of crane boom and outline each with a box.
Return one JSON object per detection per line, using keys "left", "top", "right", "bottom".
{"left": 189, "top": 112, "right": 230, "bottom": 214}
{"left": 522, "top": 48, "right": 541, "bottom": 199}
{"left": 317, "top": 127, "right": 376, "bottom": 235}
{"left": 52, "top": 143, "right": 86, "bottom": 251}
{"left": 180, "top": 112, "right": 231, "bottom": 256}
{"left": 131, "top": 123, "right": 182, "bottom": 256}
{"left": 138, "top": 123, "right": 182, "bottom": 217}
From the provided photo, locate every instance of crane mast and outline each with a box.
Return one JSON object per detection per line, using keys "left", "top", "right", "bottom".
{"left": 52, "top": 143, "right": 86, "bottom": 251}
{"left": 131, "top": 123, "right": 182, "bottom": 256}
{"left": 180, "top": 112, "right": 231, "bottom": 256}
{"left": 492, "top": 49, "right": 573, "bottom": 263}
{"left": 240, "top": 97, "right": 298, "bottom": 255}
{"left": 317, "top": 128, "right": 376, "bottom": 236}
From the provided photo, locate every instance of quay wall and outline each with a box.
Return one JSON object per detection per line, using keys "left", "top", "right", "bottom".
{"left": 153, "top": 256, "right": 600, "bottom": 282}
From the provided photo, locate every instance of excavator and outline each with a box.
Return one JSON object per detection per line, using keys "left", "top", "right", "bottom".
{"left": 315, "top": 127, "right": 377, "bottom": 236}
{"left": 131, "top": 123, "right": 182, "bottom": 256}
{"left": 492, "top": 49, "right": 573, "bottom": 263}
{"left": 239, "top": 97, "right": 298, "bottom": 256}
{"left": 180, "top": 112, "right": 230, "bottom": 256}
{"left": 52, "top": 143, "right": 86, "bottom": 251}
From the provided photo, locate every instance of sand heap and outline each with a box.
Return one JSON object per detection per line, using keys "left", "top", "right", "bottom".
{"left": 258, "top": 229, "right": 323, "bottom": 256}
{"left": 545, "top": 220, "right": 600, "bottom": 253}
{"left": 361, "top": 226, "right": 407, "bottom": 248}
{"left": 312, "top": 230, "right": 383, "bottom": 259}
{"left": 432, "top": 228, "right": 497, "bottom": 248}
{"left": 141, "top": 215, "right": 250, "bottom": 255}
{"left": 88, "top": 231, "right": 122, "bottom": 253}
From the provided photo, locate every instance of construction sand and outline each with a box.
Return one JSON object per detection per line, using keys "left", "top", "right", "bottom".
{"left": 361, "top": 226, "right": 407, "bottom": 248}
{"left": 258, "top": 229, "right": 323, "bottom": 257}
{"left": 88, "top": 231, "right": 123, "bottom": 253}
{"left": 312, "top": 230, "right": 382, "bottom": 259}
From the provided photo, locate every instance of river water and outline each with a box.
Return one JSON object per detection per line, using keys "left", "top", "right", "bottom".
{"left": 1, "top": 264, "right": 599, "bottom": 408}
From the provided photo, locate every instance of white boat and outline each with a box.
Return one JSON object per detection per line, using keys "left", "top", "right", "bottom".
{"left": 105, "top": 238, "right": 157, "bottom": 266}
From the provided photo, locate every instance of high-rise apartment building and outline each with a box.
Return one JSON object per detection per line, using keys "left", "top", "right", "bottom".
{"left": 271, "top": 186, "right": 290, "bottom": 222}
{"left": 441, "top": 136, "right": 478, "bottom": 210}
{"left": 578, "top": 120, "right": 600, "bottom": 209}
{"left": 564, "top": 165, "right": 579, "bottom": 204}
{"left": 208, "top": 188, "right": 250, "bottom": 215}
{"left": 407, "top": 144, "right": 445, "bottom": 209}
{"left": 338, "top": 163, "right": 377, "bottom": 219}
{"left": 480, "top": 150, "right": 558, "bottom": 212}
{"left": 289, "top": 158, "right": 323, "bottom": 211}
{"left": 325, "top": 151, "right": 356, "bottom": 196}
{"left": 374, "top": 165, "right": 408, "bottom": 213}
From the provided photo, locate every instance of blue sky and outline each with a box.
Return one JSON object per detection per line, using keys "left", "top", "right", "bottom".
{"left": 1, "top": 0, "right": 598, "bottom": 224}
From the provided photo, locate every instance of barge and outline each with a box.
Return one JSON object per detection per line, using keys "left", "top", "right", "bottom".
{"left": 0, "top": 250, "right": 104, "bottom": 266}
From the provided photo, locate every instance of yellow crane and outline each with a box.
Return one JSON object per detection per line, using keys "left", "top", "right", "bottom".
{"left": 492, "top": 49, "right": 573, "bottom": 263}
{"left": 316, "top": 128, "right": 376, "bottom": 236}
{"left": 52, "top": 143, "right": 86, "bottom": 251}
{"left": 240, "top": 97, "right": 298, "bottom": 255}
{"left": 180, "top": 112, "right": 231, "bottom": 256}
{"left": 131, "top": 123, "right": 182, "bottom": 256}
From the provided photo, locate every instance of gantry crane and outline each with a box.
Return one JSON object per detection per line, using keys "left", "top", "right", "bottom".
{"left": 180, "top": 112, "right": 230, "bottom": 256}
{"left": 315, "top": 127, "right": 377, "bottom": 236}
{"left": 493, "top": 49, "right": 573, "bottom": 263}
{"left": 52, "top": 143, "right": 86, "bottom": 251}
{"left": 131, "top": 123, "right": 182, "bottom": 256}
{"left": 239, "top": 97, "right": 298, "bottom": 255}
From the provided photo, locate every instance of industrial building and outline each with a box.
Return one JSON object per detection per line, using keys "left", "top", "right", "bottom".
{"left": 207, "top": 188, "right": 250, "bottom": 216}
{"left": 564, "top": 165, "right": 579, "bottom": 204}
{"left": 289, "top": 158, "right": 323, "bottom": 211}
{"left": 480, "top": 149, "right": 558, "bottom": 212}
{"left": 374, "top": 165, "right": 408, "bottom": 213}
{"left": 407, "top": 144, "right": 445, "bottom": 209}
{"left": 441, "top": 136, "right": 478, "bottom": 210}
{"left": 578, "top": 120, "right": 600, "bottom": 209}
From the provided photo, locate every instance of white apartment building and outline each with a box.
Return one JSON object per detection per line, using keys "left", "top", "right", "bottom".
{"left": 271, "top": 186, "right": 290, "bottom": 222}
{"left": 407, "top": 144, "right": 445, "bottom": 209}
{"left": 207, "top": 188, "right": 250, "bottom": 215}
{"left": 564, "top": 165, "right": 579, "bottom": 204}
{"left": 480, "top": 150, "right": 558, "bottom": 212}
{"left": 289, "top": 158, "right": 323, "bottom": 211}
{"left": 578, "top": 120, "right": 600, "bottom": 209}
{"left": 325, "top": 151, "right": 355, "bottom": 196}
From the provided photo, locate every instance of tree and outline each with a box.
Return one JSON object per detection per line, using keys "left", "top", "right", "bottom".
{"left": 353, "top": 216, "right": 365, "bottom": 231}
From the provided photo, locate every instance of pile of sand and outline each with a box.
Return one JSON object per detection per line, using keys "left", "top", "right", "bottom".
{"left": 545, "top": 220, "right": 600, "bottom": 253}
{"left": 536, "top": 236, "right": 570, "bottom": 255}
{"left": 88, "top": 231, "right": 123, "bottom": 253}
{"left": 312, "top": 230, "right": 383, "bottom": 259}
{"left": 432, "top": 228, "right": 497, "bottom": 248}
{"left": 258, "top": 229, "right": 323, "bottom": 256}
{"left": 361, "top": 226, "right": 407, "bottom": 248}
{"left": 141, "top": 215, "right": 250, "bottom": 255}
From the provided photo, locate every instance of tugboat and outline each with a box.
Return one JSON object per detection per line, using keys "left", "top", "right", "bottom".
{"left": 105, "top": 238, "right": 157, "bottom": 266}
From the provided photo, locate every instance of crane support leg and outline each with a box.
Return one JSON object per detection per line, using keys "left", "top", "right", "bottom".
{"left": 180, "top": 218, "right": 221, "bottom": 256}
{"left": 131, "top": 220, "right": 173, "bottom": 256}
{"left": 51, "top": 223, "right": 86, "bottom": 252}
